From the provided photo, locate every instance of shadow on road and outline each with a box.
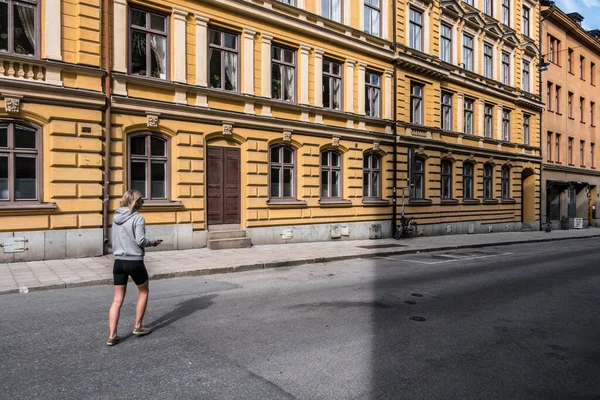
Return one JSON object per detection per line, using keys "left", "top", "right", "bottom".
{"left": 150, "top": 294, "right": 217, "bottom": 332}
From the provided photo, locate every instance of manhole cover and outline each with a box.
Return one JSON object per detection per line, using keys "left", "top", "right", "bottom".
{"left": 404, "top": 300, "right": 417, "bottom": 305}
{"left": 410, "top": 293, "right": 423, "bottom": 297}
{"left": 410, "top": 316, "right": 426, "bottom": 322}
{"left": 357, "top": 244, "right": 406, "bottom": 249}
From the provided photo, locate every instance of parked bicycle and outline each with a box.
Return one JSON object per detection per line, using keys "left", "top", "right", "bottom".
{"left": 394, "top": 216, "right": 418, "bottom": 239}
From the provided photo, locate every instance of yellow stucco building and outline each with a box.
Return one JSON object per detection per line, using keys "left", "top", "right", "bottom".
{"left": 395, "top": 0, "right": 543, "bottom": 235}
{"left": 1, "top": 0, "right": 398, "bottom": 261}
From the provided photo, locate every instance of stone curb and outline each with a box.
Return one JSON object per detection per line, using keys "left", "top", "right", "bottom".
{"left": 2, "top": 233, "right": 599, "bottom": 296}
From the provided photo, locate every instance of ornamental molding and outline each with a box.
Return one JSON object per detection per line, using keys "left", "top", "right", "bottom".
{"left": 4, "top": 96, "right": 21, "bottom": 113}
{"left": 223, "top": 122, "right": 234, "bottom": 135}
{"left": 283, "top": 130, "right": 292, "bottom": 142}
{"left": 332, "top": 136, "right": 340, "bottom": 147}
{"left": 373, "top": 141, "right": 380, "bottom": 151}
{"left": 146, "top": 113, "right": 159, "bottom": 128}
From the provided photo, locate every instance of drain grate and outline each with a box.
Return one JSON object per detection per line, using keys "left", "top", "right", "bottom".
{"left": 358, "top": 244, "right": 406, "bottom": 249}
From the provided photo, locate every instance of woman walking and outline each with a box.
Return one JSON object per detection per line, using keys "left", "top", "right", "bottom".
{"left": 108, "top": 189, "right": 162, "bottom": 346}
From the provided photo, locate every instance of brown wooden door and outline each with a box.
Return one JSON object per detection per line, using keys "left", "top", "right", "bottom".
{"left": 207, "top": 146, "right": 240, "bottom": 225}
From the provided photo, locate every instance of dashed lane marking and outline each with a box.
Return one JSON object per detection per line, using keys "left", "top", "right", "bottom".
{"left": 397, "top": 252, "right": 514, "bottom": 265}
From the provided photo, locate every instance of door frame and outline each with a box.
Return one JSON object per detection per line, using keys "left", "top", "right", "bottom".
{"left": 206, "top": 145, "right": 241, "bottom": 226}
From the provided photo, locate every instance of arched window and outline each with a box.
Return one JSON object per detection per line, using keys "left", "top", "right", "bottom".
{"left": 411, "top": 156, "right": 425, "bottom": 199}
{"left": 363, "top": 153, "right": 381, "bottom": 199}
{"left": 321, "top": 150, "right": 342, "bottom": 199}
{"left": 440, "top": 160, "right": 452, "bottom": 200}
{"left": 463, "top": 162, "right": 474, "bottom": 200}
{"left": 501, "top": 166, "right": 511, "bottom": 199}
{"left": 128, "top": 133, "right": 169, "bottom": 200}
{"left": 0, "top": 121, "right": 40, "bottom": 203}
{"left": 270, "top": 145, "right": 295, "bottom": 200}
{"left": 483, "top": 164, "right": 493, "bottom": 200}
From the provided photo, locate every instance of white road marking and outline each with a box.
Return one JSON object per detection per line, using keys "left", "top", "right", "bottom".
{"left": 397, "top": 252, "right": 514, "bottom": 265}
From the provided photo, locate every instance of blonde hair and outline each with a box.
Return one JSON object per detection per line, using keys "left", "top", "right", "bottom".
{"left": 120, "top": 189, "right": 143, "bottom": 214}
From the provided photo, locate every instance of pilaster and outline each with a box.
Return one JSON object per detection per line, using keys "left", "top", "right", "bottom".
{"left": 345, "top": 59, "right": 356, "bottom": 113}
{"left": 173, "top": 8, "right": 188, "bottom": 84}
{"left": 113, "top": 0, "right": 128, "bottom": 73}
{"left": 243, "top": 29, "right": 256, "bottom": 96}
{"left": 358, "top": 63, "right": 366, "bottom": 115}
{"left": 300, "top": 45, "right": 311, "bottom": 105}
{"left": 314, "top": 49, "right": 324, "bottom": 107}
{"left": 44, "top": 0, "right": 62, "bottom": 60}
{"left": 195, "top": 15, "right": 209, "bottom": 87}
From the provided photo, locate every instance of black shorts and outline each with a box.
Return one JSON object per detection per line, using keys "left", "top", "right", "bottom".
{"left": 113, "top": 260, "right": 149, "bottom": 286}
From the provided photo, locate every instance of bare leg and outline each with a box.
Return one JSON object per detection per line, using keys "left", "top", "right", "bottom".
{"left": 135, "top": 280, "right": 149, "bottom": 329}
{"left": 109, "top": 285, "right": 127, "bottom": 339}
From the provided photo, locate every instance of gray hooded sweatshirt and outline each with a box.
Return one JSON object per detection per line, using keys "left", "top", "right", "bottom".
{"left": 112, "top": 207, "right": 156, "bottom": 260}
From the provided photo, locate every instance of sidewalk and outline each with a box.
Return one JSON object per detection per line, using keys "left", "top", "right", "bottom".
{"left": 1, "top": 228, "right": 599, "bottom": 295}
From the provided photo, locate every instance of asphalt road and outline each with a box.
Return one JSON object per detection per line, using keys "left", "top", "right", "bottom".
{"left": 1, "top": 239, "right": 600, "bottom": 400}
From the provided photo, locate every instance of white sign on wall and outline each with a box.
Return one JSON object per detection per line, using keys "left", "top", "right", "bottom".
{"left": 574, "top": 218, "right": 583, "bottom": 229}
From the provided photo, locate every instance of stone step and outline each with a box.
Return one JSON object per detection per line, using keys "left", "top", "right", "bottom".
{"left": 207, "top": 237, "right": 252, "bottom": 250}
{"left": 208, "top": 230, "right": 247, "bottom": 240}
{"left": 209, "top": 224, "right": 241, "bottom": 232}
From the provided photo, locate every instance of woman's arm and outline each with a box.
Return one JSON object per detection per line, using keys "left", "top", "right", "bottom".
{"left": 134, "top": 216, "right": 156, "bottom": 248}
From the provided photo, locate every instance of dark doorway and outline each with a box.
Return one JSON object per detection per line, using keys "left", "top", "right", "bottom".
{"left": 207, "top": 146, "right": 240, "bottom": 225}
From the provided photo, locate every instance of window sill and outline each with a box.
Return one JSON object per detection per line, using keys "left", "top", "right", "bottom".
{"left": 440, "top": 199, "right": 460, "bottom": 205}
{"left": 0, "top": 202, "right": 58, "bottom": 215}
{"left": 556, "top": 112, "right": 562, "bottom": 116}
{"left": 141, "top": 201, "right": 184, "bottom": 210}
{"left": 267, "top": 199, "right": 308, "bottom": 207}
{"left": 569, "top": 163, "right": 575, "bottom": 167}
{"left": 462, "top": 199, "right": 480, "bottom": 205}
{"left": 318, "top": 199, "right": 352, "bottom": 207}
{"left": 568, "top": 117, "right": 575, "bottom": 120}
{"left": 501, "top": 198, "right": 516, "bottom": 204}
{"left": 409, "top": 199, "right": 433, "bottom": 205}
{"left": 483, "top": 199, "right": 499, "bottom": 204}
{"left": 362, "top": 199, "right": 390, "bottom": 206}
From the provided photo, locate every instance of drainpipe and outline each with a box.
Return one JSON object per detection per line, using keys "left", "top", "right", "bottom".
{"left": 102, "top": 0, "right": 112, "bottom": 253}
{"left": 538, "top": 2, "right": 556, "bottom": 231}
{"left": 392, "top": 0, "right": 398, "bottom": 236}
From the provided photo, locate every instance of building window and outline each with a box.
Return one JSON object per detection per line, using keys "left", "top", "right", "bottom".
{"left": 592, "top": 62, "right": 596, "bottom": 85}
{"left": 502, "top": 52, "right": 510, "bottom": 85}
{"left": 484, "top": 104, "right": 493, "bottom": 138}
{"left": 502, "top": 0, "right": 510, "bottom": 26}
{"left": 209, "top": 28, "right": 239, "bottom": 91}
{"left": 0, "top": 0, "right": 38, "bottom": 57}
{"left": 522, "top": 61, "right": 530, "bottom": 92}
{"left": 580, "top": 97, "right": 585, "bottom": 123}
{"left": 363, "top": 153, "right": 381, "bottom": 199}
{"left": 463, "top": 34, "right": 474, "bottom": 71}
{"left": 323, "top": 59, "right": 342, "bottom": 110}
{"left": 270, "top": 145, "right": 295, "bottom": 200}
{"left": 129, "top": 7, "right": 168, "bottom": 79}
{"left": 410, "top": 82, "right": 424, "bottom": 124}
{"left": 462, "top": 163, "right": 474, "bottom": 200}
{"left": 277, "top": 0, "right": 295, "bottom": 4}
{"left": 556, "top": 134, "right": 561, "bottom": 162}
{"left": 364, "top": 0, "right": 381, "bottom": 36}
{"left": 320, "top": 150, "right": 342, "bottom": 199}
{"left": 555, "top": 85, "right": 561, "bottom": 114}
{"left": 501, "top": 166, "right": 510, "bottom": 199}
{"left": 129, "top": 133, "right": 169, "bottom": 200}
{"left": 568, "top": 92, "right": 573, "bottom": 118}
{"left": 568, "top": 48, "right": 573, "bottom": 73}
{"left": 523, "top": 114, "right": 530, "bottom": 145}
{"left": 409, "top": 8, "right": 423, "bottom": 52}
{"left": 411, "top": 156, "right": 425, "bottom": 199}
{"left": 322, "top": 0, "right": 342, "bottom": 22}
{"left": 547, "top": 82, "right": 553, "bottom": 111}
{"left": 484, "top": 0, "right": 493, "bottom": 16}
{"left": 548, "top": 36, "right": 560, "bottom": 64}
{"left": 522, "top": 6, "right": 530, "bottom": 37}
{"left": 441, "top": 160, "right": 452, "bottom": 199}
{"left": 440, "top": 24, "right": 452, "bottom": 63}
{"left": 502, "top": 109, "right": 511, "bottom": 141}
{"left": 365, "top": 71, "right": 381, "bottom": 118}
{"left": 592, "top": 143, "right": 595, "bottom": 168}
{"left": 568, "top": 137, "right": 573, "bottom": 164}
{"left": 547, "top": 132, "right": 552, "bottom": 162}
{"left": 483, "top": 164, "right": 493, "bottom": 200}
{"left": 483, "top": 43, "right": 493, "bottom": 79}
{"left": 441, "top": 91, "right": 452, "bottom": 131}
{"left": 464, "top": 98, "right": 474, "bottom": 135}
{"left": 463, "top": 0, "right": 473, "bottom": 5}
{"left": 580, "top": 56, "right": 585, "bottom": 79}
{"left": 580, "top": 140, "right": 585, "bottom": 166}
{"left": 0, "top": 121, "right": 40, "bottom": 203}
{"left": 591, "top": 102, "right": 595, "bottom": 126}
{"left": 271, "top": 45, "right": 295, "bottom": 102}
